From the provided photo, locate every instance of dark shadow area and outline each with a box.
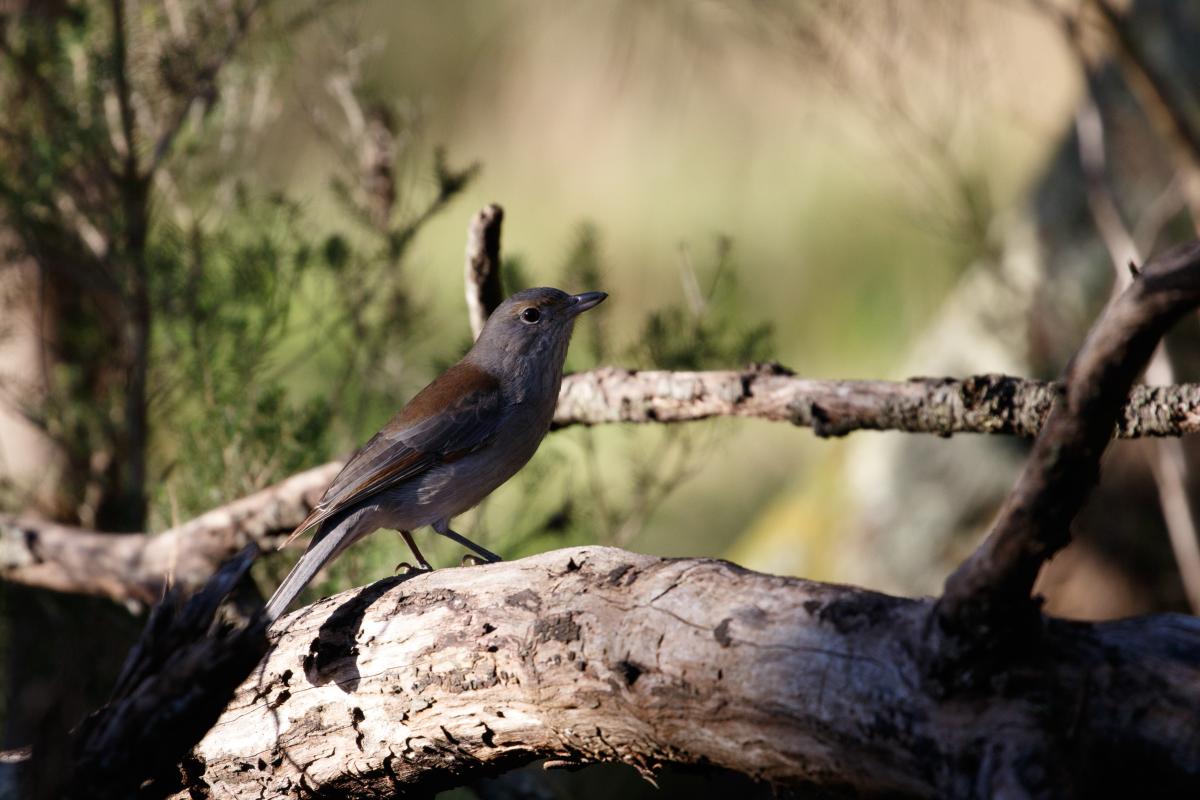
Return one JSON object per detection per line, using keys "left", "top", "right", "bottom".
{"left": 302, "top": 571, "right": 423, "bottom": 691}
{"left": 461, "top": 760, "right": 835, "bottom": 800}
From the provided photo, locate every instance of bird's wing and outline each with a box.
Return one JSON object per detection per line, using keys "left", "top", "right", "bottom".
{"left": 279, "top": 362, "right": 504, "bottom": 548}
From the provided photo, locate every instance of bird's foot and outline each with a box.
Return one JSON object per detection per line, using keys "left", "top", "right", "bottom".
{"left": 394, "top": 560, "right": 433, "bottom": 575}
{"left": 397, "top": 531, "right": 434, "bottom": 572}
{"left": 460, "top": 554, "right": 486, "bottom": 567}
{"left": 435, "top": 526, "right": 503, "bottom": 563}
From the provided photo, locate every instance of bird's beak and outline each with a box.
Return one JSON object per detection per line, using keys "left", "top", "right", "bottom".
{"left": 568, "top": 291, "right": 607, "bottom": 315}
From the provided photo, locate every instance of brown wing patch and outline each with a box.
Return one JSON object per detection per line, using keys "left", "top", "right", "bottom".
{"left": 278, "top": 361, "right": 503, "bottom": 550}
{"left": 276, "top": 449, "right": 430, "bottom": 550}
{"left": 336, "top": 449, "right": 430, "bottom": 504}
{"left": 390, "top": 362, "right": 500, "bottom": 429}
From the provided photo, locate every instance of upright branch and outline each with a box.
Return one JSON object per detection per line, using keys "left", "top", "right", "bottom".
{"left": 1075, "top": 80, "right": 1200, "bottom": 612}
{"left": 938, "top": 241, "right": 1200, "bottom": 648}
{"left": 45, "top": 546, "right": 268, "bottom": 800}
{"left": 464, "top": 203, "right": 505, "bottom": 339}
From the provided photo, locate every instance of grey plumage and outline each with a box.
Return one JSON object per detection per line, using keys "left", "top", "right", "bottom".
{"left": 264, "top": 287, "right": 606, "bottom": 622}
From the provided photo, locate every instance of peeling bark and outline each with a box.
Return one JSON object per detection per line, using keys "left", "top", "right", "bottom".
{"left": 175, "top": 547, "right": 1200, "bottom": 798}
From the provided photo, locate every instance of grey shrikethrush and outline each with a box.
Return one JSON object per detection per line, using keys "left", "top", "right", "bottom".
{"left": 263, "top": 287, "right": 607, "bottom": 621}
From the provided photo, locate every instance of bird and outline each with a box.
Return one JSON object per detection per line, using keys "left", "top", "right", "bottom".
{"left": 263, "top": 287, "right": 607, "bottom": 621}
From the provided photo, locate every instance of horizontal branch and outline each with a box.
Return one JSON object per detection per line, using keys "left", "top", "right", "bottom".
{"left": 0, "top": 462, "right": 339, "bottom": 604}
{"left": 553, "top": 366, "right": 1200, "bottom": 437}
{"left": 6, "top": 370, "right": 1200, "bottom": 602}
{"left": 175, "top": 547, "right": 1200, "bottom": 798}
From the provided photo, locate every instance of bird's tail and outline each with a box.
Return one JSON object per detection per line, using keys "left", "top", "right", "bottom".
{"left": 264, "top": 524, "right": 346, "bottom": 622}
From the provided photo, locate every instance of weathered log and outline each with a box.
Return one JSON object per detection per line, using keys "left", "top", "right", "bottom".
{"left": 176, "top": 546, "right": 1200, "bottom": 798}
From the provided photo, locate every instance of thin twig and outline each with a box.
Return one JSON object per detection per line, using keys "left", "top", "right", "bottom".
{"left": 146, "top": 0, "right": 266, "bottom": 176}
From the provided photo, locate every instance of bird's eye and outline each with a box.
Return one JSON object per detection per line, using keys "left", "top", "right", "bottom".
{"left": 520, "top": 307, "right": 541, "bottom": 324}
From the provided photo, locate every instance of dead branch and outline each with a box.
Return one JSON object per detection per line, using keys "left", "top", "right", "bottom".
{"left": 172, "top": 546, "right": 1200, "bottom": 798}
{"left": 939, "top": 240, "right": 1200, "bottom": 658}
{"left": 552, "top": 366, "right": 1200, "bottom": 436}
{"left": 2, "top": 548, "right": 268, "bottom": 799}
{"left": 55, "top": 546, "right": 268, "bottom": 800}
{"left": 464, "top": 203, "right": 505, "bottom": 339}
{"left": 1075, "top": 84, "right": 1200, "bottom": 612}
{"left": 0, "top": 462, "right": 339, "bottom": 604}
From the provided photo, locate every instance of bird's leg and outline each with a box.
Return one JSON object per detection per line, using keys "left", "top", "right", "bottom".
{"left": 397, "top": 530, "right": 433, "bottom": 571}
{"left": 432, "top": 520, "right": 502, "bottom": 563}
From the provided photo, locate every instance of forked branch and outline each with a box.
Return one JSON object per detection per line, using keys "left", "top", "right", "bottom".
{"left": 939, "top": 241, "right": 1200, "bottom": 648}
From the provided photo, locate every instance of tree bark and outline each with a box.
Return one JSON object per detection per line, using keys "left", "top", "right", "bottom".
{"left": 175, "top": 546, "right": 1200, "bottom": 798}
{"left": 552, "top": 366, "right": 1200, "bottom": 437}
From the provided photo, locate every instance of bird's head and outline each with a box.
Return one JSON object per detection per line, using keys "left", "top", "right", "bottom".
{"left": 469, "top": 287, "right": 606, "bottom": 381}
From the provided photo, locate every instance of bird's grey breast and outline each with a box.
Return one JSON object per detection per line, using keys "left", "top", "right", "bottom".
{"left": 380, "top": 394, "right": 557, "bottom": 529}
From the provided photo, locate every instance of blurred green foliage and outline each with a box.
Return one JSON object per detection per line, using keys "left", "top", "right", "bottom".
{"left": 148, "top": 191, "right": 332, "bottom": 517}
{"left": 628, "top": 236, "right": 772, "bottom": 370}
